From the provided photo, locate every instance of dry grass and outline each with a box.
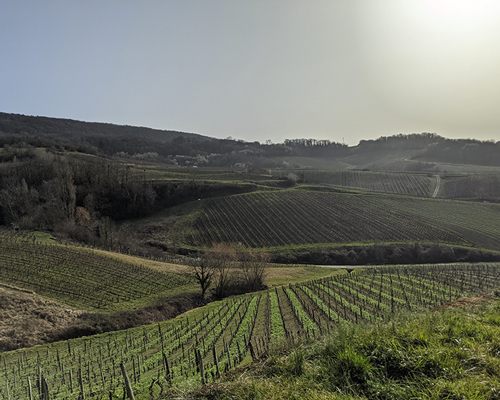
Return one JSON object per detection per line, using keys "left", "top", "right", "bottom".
{"left": 432, "top": 295, "right": 494, "bottom": 312}
{"left": 0, "top": 287, "right": 82, "bottom": 351}
{"left": 265, "top": 266, "right": 340, "bottom": 286}
{"left": 90, "top": 248, "right": 191, "bottom": 274}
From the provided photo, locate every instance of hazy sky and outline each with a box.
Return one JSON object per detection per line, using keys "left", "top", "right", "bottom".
{"left": 2, "top": 1, "right": 500, "bottom": 145}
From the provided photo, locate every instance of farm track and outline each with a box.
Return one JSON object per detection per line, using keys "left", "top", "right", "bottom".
{"left": 432, "top": 174, "right": 441, "bottom": 198}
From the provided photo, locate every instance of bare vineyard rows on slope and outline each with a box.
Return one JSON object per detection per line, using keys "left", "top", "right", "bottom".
{"left": 1, "top": 263, "right": 499, "bottom": 399}
{"left": 272, "top": 169, "right": 433, "bottom": 197}
{"left": 0, "top": 230, "right": 191, "bottom": 310}
{"left": 185, "top": 189, "right": 469, "bottom": 248}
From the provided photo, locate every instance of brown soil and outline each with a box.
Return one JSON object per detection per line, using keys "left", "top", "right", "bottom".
{"left": 0, "top": 287, "right": 83, "bottom": 351}
{"left": 0, "top": 285, "right": 202, "bottom": 352}
{"left": 432, "top": 295, "right": 495, "bottom": 312}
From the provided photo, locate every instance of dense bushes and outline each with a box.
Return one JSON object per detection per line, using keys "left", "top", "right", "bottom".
{"left": 272, "top": 243, "right": 500, "bottom": 265}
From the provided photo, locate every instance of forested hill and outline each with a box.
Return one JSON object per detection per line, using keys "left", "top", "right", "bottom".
{"left": 1, "top": 112, "right": 500, "bottom": 168}
{"left": 355, "top": 133, "right": 500, "bottom": 167}
{"left": 0, "top": 112, "right": 208, "bottom": 143}
{"left": 0, "top": 112, "right": 347, "bottom": 167}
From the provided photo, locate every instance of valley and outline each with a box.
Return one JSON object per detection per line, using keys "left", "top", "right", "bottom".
{"left": 1, "top": 114, "right": 500, "bottom": 399}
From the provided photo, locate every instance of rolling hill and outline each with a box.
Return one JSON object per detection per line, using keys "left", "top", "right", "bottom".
{"left": 132, "top": 187, "right": 500, "bottom": 253}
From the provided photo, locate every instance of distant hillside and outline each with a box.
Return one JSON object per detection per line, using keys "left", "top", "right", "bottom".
{"left": 353, "top": 133, "right": 500, "bottom": 168}
{"left": 0, "top": 112, "right": 207, "bottom": 142}
{"left": 2, "top": 112, "right": 500, "bottom": 170}
{"left": 0, "top": 112, "right": 346, "bottom": 168}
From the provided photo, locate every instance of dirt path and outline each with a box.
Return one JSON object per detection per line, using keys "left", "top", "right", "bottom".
{"left": 432, "top": 174, "right": 441, "bottom": 198}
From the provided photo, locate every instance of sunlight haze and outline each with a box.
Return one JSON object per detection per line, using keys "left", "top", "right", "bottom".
{"left": 1, "top": 0, "right": 499, "bottom": 145}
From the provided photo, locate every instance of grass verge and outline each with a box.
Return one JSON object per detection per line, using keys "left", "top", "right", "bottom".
{"left": 189, "top": 297, "right": 500, "bottom": 400}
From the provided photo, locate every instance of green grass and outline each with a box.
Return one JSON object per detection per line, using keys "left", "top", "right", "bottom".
{"left": 265, "top": 265, "right": 343, "bottom": 286}
{"left": 195, "top": 299, "right": 500, "bottom": 400}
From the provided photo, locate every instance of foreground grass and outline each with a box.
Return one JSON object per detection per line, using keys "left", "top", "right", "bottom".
{"left": 190, "top": 298, "right": 500, "bottom": 400}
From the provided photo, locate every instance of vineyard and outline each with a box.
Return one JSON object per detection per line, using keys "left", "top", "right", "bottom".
{"left": 359, "top": 194, "right": 500, "bottom": 252}
{"left": 0, "top": 230, "right": 193, "bottom": 310}
{"left": 179, "top": 188, "right": 500, "bottom": 249}
{"left": 441, "top": 174, "right": 500, "bottom": 200}
{"left": 272, "top": 169, "right": 433, "bottom": 197}
{"left": 1, "top": 263, "right": 499, "bottom": 399}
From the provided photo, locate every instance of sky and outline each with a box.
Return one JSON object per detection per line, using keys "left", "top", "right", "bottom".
{"left": 1, "top": 0, "right": 500, "bottom": 146}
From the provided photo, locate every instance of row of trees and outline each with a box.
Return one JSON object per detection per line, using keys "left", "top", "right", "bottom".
{"left": 271, "top": 243, "right": 500, "bottom": 265}
{"left": 190, "top": 243, "right": 269, "bottom": 300}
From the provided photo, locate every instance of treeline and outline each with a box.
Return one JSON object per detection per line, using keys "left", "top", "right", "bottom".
{"left": 272, "top": 243, "right": 500, "bottom": 265}
{"left": 415, "top": 139, "right": 500, "bottom": 166}
{"left": 282, "top": 138, "right": 347, "bottom": 157}
{"left": 0, "top": 111, "right": 204, "bottom": 143}
{"left": 0, "top": 150, "right": 251, "bottom": 250}
{"left": 0, "top": 113, "right": 348, "bottom": 168}
{"left": 357, "top": 132, "right": 500, "bottom": 167}
{"left": 357, "top": 132, "right": 444, "bottom": 150}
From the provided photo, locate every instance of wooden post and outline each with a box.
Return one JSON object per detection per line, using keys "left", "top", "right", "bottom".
{"left": 28, "top": 376, "right": 33, "bottom": 400}
{"left": 162, "top": 352, "right": 171, "bottom": 385}
{"left": 41, "top": 376, "right": 49, "bottom": 400}
{"left": 196, "top": 349, "right": 205, "bottom": 385}
{"left": 212, "top": 346, "right": 220, "bottom": 379}
{"left": 226, "top": 342, "right": 232, "bottom": 369}
{"left": 120, "top": 362, "right": 135, "bottom": 400}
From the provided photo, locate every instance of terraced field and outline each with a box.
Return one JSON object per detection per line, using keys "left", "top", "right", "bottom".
{"left": 180, "top": 188, "right": 500, "bottom": 250}
{"left": 2, "top": 263, "right": 499, "bottom": 399}
{"left": 273, "top": 169, "right": 433, "bottom": 197}
{"left": 0, "top": 231, "right": 193, "bottom": 310}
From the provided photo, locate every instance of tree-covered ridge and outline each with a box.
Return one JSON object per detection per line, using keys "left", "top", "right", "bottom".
{"left": 3, "top": 112, "right": 500, "bottom": 168}
{"left": 356, "top": 132, "right": 500, "bottom": 167}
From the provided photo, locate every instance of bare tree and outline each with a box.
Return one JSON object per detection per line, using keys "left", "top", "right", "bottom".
{"left": 190, "top": 255, "right": 215, "bottom": 300}
{"left": 238, "top": 248, "right": 269, "bottom": 291}
{"left": 210, "top": 243, "right": 237, "bottom": 298}
{"left": 191, "top": 243, "right": 269, "bottom": 299}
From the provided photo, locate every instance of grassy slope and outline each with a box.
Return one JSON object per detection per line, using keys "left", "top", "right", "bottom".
{"left": 0, "top": 287, "right": 83, "bottom": 351}
{"left": 196, "top": 298, "right": 500, "bottom": 400}
{"left": 167, "top": 187, "right": 500, "bottom": 252}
